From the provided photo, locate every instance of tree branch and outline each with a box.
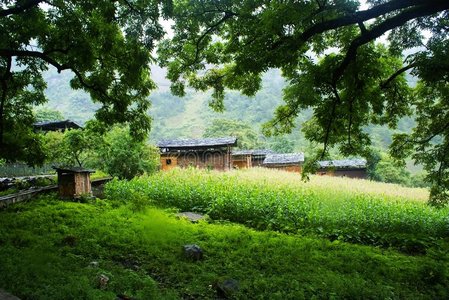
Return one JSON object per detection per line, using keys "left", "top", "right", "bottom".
{"left": 332, "top": 1, "right": 449, "bottom": 84}
{"left": 299, "top": 0, "right": 433, "bottom": 43}
{"left": 0, "top": 49, "right": 114, "bottom": 102}
{"left": 0, "top": 0, "right": 43, "bottom": 17}
{"left": 381, "top": 62, "right": 418, "bottom": 89}
{"left": 0, "top": 49, "right": 69, "bottom": 72}
{"left": 185, "top": 11, "right": 236, "bottom": 67}
{"left": 415, "top": 121, "right": 449, "bottom": 145}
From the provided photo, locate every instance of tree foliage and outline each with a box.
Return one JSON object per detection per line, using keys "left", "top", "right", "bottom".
{"left": 42, "top": 128, "right": 95, "bottom": 167}
{"left": 42, "top": 125, "right": 160, "bottom": 179}
{"left": 34, "top": 108, "right": 64, "bottom": 122}
{"left": 160, "top": 0, "right": 449, "bottom": 205}
{"left": 93, "top": 126, "right": 160, "bottom": 180}
{"left": 0, "top": 0, "right": 172, "bottom": 164}
{"left": 203, "top": 118, "right": 262, "bottom": 149}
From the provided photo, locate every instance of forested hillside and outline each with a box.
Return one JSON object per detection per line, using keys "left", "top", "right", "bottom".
{"left": 40, "top": 67, "right": 415, "bottom": 153}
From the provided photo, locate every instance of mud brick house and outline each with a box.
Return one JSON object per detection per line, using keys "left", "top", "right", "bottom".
{"left": 157, "top": 137, "right": 238, "bottom": 171}
{"left": 232, "top": 149, "right": 274, "bottom": 169}
{"left": 33, "top": 120, "right": 82, "bottom": 132}
{"left": 262, "top": 153, "right": 305, "bottom": 173}
{"left": 317, "top": 159, "right": 367, "bottom": 179}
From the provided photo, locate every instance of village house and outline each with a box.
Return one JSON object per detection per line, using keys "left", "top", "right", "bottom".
{"left": 262, "top": 153, "right": 305, "bottom": 173}
{"left": 317, "top": 159, "right": 367, "bottom": 179}
{"left": 157, "top": 137, "right": 237, "bottom": 171}
{"left": 231, "top": 149, "right": 274, "bottom": 169}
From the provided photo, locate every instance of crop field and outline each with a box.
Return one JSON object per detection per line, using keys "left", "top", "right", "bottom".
{"left": 105, "top": 168, "right": 448, "bottom": 252}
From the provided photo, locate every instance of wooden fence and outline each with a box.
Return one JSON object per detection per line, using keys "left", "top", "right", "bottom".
{"left": 0, "top": 163, "right": 56, "bottom": 177}
{"left": 0, "top": 178, "right": 112, "bottom": 208}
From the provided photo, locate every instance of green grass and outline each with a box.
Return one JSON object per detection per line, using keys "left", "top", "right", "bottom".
{"left": 105, "top": 168, "right": 449, "bottom": 252}
{"left": 0, "top": 195, "right": 448, "bottom": 299}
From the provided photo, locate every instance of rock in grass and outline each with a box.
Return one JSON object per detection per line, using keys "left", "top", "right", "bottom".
{"left": 89, "top": 261, "right": 99, "bottom": 268}
{"left": 183, "top": 244, "right": 203, "bottom": 261}
{"left": 176, "top": 212, "right": 205, "bottom": 223}
{"left": 0, "top": 289, "right": 21, "bottom": 300}
{"left": 98, "top": 274, "right": 109, "bottom": 289}
{"left": 215, "top": 279, "right": 239, "bottom": 298}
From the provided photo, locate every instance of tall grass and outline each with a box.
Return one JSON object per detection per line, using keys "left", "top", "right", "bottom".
{"left": 105, "top": 168, "right": 449, "bottom": 251}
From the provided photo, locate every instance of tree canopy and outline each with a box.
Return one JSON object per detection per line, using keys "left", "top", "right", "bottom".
{"left": 0, "top": 0, "right": 172, "bottom": 164}
{"left": 159, "top": 0, "right": 449, "bottom": 205}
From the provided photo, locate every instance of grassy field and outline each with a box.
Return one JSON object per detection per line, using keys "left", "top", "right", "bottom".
{"left": 0, "top": 196, "right": 448, "bottom": 299}
{"left": 105, "top": 168, "right": 447, "bottom": 252}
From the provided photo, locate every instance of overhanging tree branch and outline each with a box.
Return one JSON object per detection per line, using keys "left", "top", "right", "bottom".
{"left": 333, "top": 1, "right": 449, "bottom": 83}
{"left": 0, "top": 49, "right": 113, "bottom": 102}
{"left": 188, "top": 11, "right": 236, "bottom": 67}
{"left": 299, "top": 0, "right": 434, "bottom": 43}
{"left": 0, "top": 0, "right": 43, "bottom": 17}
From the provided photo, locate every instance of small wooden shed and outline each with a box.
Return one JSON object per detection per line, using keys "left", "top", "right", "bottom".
{"left": 317, "top": 159, "right": 367, "bottom": 179}
{"left": 157, "top": 137, "right": 238, "bottom": 171}
{"left": 55, "top": 167, "right": 94, "bottom": 198}
{"left": 232, "top": 149, "right": 274, "bottom": 169}
{"left": 262, "top": 153, "right": 305, "bottom": 173}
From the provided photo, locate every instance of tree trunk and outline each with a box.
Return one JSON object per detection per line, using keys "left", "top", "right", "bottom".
{"left": 0, "top": 57, "right": 12, "bottom": 147}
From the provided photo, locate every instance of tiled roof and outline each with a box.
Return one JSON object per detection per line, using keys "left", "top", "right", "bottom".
{"left": 54, "top": 167, "right": 95, "bottom": 173}
{"left": 263, "top": 153, "right": 305, "bottom": 165}
{"left": 232, "top": 149, "right": 274, "bottom": 156}
{"left": 318, "top": 159, "right": 367, "bottom": 168}
{"left": 157, "top": 137, "right": 237, "bottom": 148}
{"left": 33, "top": 120, "right": 82, "bottom": 131}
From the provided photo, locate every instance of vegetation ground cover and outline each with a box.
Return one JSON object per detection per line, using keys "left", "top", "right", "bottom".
{"left": 105, "top": 168, "right": 448, "bottom": 252}
{"left": 0, "top": 195, "right": 448, "bottom": 299}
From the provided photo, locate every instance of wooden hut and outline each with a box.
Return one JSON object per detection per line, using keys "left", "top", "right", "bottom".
{"left": 157, "top": 137, "right": 237, "bottom": 171}
{"left": 33, "top": 120, "right": 82, "bottom": 132}
{"left": 317, "top": 159, "right": 367, "bottom": 179}
{"left": 262, "top": 153, "right": 305, "bottom": 173}
{"left": 55, "top": 167, "right": 94, "bottom": 199}
{"left": 232, "top": 149, "right": 274, "bottom": 169}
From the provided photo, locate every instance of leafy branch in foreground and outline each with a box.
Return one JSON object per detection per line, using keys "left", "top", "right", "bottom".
{"left": 0, "top": 0, "right": 173, "bottom": 165}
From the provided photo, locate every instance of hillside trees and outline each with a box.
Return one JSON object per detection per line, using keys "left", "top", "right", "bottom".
{"left": 34, "top": 108, "right": 64, "bottom": 122}
{"left": 0, "top": 0, "right": 172, "bottom": 165}
{"left": 204, "top": 118, "right": 262, "bottom": 149}
{"left": 159, "top": 0, "right": 449, "bottom": 205}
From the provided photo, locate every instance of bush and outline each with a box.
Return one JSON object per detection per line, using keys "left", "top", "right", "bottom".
{"left": 93, "top": 127, "right": 160, "bottom": 180}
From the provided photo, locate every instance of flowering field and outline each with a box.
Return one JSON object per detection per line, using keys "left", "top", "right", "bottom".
{"left": 105, "top": 168, "right": 447, "bottom": 252}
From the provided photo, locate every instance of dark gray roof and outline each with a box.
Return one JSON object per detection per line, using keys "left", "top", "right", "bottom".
{"left": 33, "top": 120, "right": 82, "bottom": 131}
{"left": 54, "top": 167, "right": 95, "bottom": 173}
{"left": 157, "top": 137, "right": 237, "bottom": 149}
{"left": 318, "top": 159, "right": 367, "bottom": 169}
{"left": 232, "top": 149, "right": 274, "bottom": 156}
{"left": 263, "top": 153, "right": 305, "bottom": 165}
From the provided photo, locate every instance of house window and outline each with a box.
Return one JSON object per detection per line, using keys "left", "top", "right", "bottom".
{"left": 166, "top": 159, "right": 172, "bottom": 165}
